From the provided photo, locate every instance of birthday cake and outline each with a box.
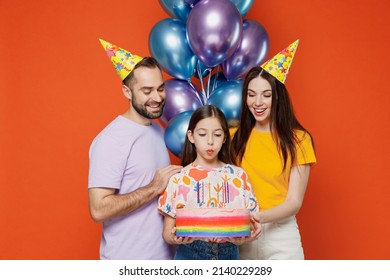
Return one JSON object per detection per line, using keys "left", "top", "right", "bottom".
{"left": 175, "top": 208, "right": 251, "bottom": 238}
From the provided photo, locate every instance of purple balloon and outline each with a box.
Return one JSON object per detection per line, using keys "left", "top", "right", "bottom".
{"left": 222, "top": 20, "right": 269, "bottom": 81}
{"left": 187, "top": 0, "right": 242, "bottom": 68}
{"left": 160, "top": 79, "right": 203, "bottom": 124}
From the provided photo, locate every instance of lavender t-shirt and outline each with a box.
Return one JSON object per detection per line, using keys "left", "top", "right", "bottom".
{"left": 88, "top": 116, "right": 173, "bottom": 259}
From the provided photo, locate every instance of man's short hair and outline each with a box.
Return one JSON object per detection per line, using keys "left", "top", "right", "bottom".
{"left": 122, "top": 57, "right": 161, "bottom": 90}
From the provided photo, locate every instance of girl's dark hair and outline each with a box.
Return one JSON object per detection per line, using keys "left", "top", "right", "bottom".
{"left": 231, "top": 66, "right": 314, "bottom": 171}
{"left": 122, "top": 57, "right": 161, "bottom": 89}
{"left": 181, "top": 105, "right": 236, "bottom": 167}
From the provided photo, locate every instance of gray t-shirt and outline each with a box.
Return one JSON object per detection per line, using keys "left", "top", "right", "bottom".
{"left": 89, "top": 116, "right": 173, "bottom": 259}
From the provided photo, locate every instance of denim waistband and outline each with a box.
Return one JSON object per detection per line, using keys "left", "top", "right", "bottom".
{"left": 186, "top": 240, "right": 236, "bottom": 251}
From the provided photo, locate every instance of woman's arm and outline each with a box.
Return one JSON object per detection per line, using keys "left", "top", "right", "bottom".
{"left": 258, "top": 164, "right": 311, "bottom": 224}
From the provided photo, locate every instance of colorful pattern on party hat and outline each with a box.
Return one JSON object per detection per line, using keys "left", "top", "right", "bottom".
{"left": 99, "top": 38, "right": 143, "bottom": 81}
{"left": 260, "top": 39, "right": 299, "bottom": 84}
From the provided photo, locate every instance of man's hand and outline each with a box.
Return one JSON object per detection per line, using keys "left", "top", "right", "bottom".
{"left": 150, "top": 165, "right": 183, "bottom": 195}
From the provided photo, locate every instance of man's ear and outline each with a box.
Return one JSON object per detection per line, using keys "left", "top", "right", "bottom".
{"left": 187, "top": 130, "right": 194, "bottom": 144}
{"left": 122, "top": 84, "right": 132, "bottom": 100}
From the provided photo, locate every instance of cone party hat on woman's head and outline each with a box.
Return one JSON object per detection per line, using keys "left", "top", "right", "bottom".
{"left": 99, "top": 38, "right": 143, "bottom": 81}
{"left": 260, "top": 39, "right": 299, "bottom": 84}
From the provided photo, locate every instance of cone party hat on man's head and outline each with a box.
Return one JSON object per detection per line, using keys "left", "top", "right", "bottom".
{"left": 99, "top": 38, "right": 143, "bottom": 81}
{"left": 260, "top": 39, "right": 299, "bottom": 84}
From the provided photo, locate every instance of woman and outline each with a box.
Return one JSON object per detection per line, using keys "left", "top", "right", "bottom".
{"left": 231, "top": 40, "right": 316, "bottom": 259}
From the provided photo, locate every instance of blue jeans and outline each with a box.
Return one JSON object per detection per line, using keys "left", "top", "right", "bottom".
{"left": 174, "top": 240, "right": 239, "bottom": 260}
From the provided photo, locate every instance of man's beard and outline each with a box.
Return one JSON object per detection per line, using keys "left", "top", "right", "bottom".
{"left": 132, "top": 97, "right": 165, "bottom": 119}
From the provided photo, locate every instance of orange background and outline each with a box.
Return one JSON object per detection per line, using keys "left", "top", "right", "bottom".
{"left": 1, "top": 0, "right": 389, "bottom": 259}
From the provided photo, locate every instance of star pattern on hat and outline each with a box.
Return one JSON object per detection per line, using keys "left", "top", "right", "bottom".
{"left": 99, "top": 38, "right": 143, "bottom": 81}
{"left": 260, "top": 39, "right": 299, "bottom": 84}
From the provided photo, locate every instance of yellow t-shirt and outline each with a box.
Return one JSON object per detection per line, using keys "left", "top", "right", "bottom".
{"left": 231, "top": 128, "right": 316, "bottom": 210}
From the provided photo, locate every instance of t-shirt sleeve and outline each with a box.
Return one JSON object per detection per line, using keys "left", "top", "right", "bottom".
{"left": 88, "top": 134, "right": 128, "bottom": 189}
{"left": 158, "top": 175, "right": 179, "bottom": 218}
{"left": 241, "top": 170, "right": 259, "bottom": 212}
{"left": 295, "top": 132, "right": 317, "bottom": 166}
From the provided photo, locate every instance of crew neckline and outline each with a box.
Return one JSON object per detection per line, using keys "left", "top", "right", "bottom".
{"left": 191, "top": 162, "right": 229, "bottom": 170}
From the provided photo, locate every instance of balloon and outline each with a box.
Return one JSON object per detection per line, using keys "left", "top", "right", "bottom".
{"left": 206, "top": 71, "right": 227, "bottom": 95}
{"left": 159, "top": 0, "right": 192, "bottom": 22}
{"left": 160, "top": 79, "right": 203, "bottom": 124}
{"left": 230, "top": 0, "right": 254, "bottom": 17}
{"left": 149, "top": 18, "right": 197, "bottom": 80}
{"left": 186, "top": 0, "right": 243, "bottom": 67}
{"left": 207, "top": 80, "right": 243, "bottom": 127}
{"left": 185, "top": 0, "right": 200, "bottom": 6}
{"left": 164, "top": 110, "right": 194, "bottom": 157}
{"left": 194, "top": 59, "right": 211, "bottom": 79}
{"left": 222, "top": 20, "right": 269, "bottom": 81}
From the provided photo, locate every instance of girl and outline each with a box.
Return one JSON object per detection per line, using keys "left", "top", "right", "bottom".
{"left": 231, "top": 40, "right": 317, "bottom": 259}
{"left": 158, "top": 105, "right": 260, "bottom": 260}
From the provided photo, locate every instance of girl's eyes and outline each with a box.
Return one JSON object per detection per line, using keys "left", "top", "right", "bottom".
{"left": 197, "top": 133, "right": 223, "bottom": 137}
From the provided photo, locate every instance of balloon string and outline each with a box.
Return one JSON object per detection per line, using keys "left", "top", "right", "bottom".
{"left": 211, "top": 65, "right": 220, "bottom": 93}
{"left": 206, "top": 67, "right": 212, "bottom": 100}
{"left": 197, "top": 61, "right": 206, "bottom": 101}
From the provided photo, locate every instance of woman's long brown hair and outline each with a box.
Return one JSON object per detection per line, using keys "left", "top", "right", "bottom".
{"left": 231, "top": 66, "right": 314, "bottom": 171}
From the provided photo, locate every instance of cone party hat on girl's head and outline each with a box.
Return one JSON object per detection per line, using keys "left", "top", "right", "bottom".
{"left": 260, "top": 39, "right": 299, "bottom": 84}
{"left": 99, "top": 38, "right": 143, "bottom": 81}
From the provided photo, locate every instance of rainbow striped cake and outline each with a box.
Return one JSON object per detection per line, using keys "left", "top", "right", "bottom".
{"left": 175, "top": 208, "right": 251, "bottom": 238}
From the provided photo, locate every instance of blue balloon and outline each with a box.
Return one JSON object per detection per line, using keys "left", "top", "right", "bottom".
{"left": 207, "top": 80, "right": 243, "bottom": 127}
{"left": 149, "top": 18, "right": 197, "bottom": 80}
{"left": 206, "top": 71, "right": 228, "bottom": 95}
{"left": 230, "top": 0, "right": 254, "bottom": 17}
{"left": 164, "top": 110, "right": 194, "bottom": 157}
{"left": 159, "top": 0, "right": 192, "bottom": 22}
{"left": 185, "top": 0, "right": 200, "bottom": 7}
{"left": 194, "top": 59, "right": 211, "bottom": 79}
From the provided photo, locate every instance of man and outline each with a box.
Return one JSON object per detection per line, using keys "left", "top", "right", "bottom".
{"left": 88, "top": 39, "right": 182, "bottom": 259}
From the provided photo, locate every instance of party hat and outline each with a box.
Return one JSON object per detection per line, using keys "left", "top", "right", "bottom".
{"left": 260, "top": 39, "right": 299, "bottom": 84}
{"left": 99, "top": 38, "right": 143, "bottom": 81}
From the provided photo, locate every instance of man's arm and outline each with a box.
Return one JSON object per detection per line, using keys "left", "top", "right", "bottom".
{"left": 88, "top": 165, "right": 182, "bottom": 223}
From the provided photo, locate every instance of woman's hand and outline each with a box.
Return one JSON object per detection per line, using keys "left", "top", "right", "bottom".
{"left": 225, "top": 236, "right": 247, "bottom": 245}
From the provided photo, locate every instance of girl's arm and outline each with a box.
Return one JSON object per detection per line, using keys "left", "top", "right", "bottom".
{"left": 257, "top": 164, "right": 311, "bottom": 224}
{"left": 162, "top": 214, "right": 196, "bottom": 245}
